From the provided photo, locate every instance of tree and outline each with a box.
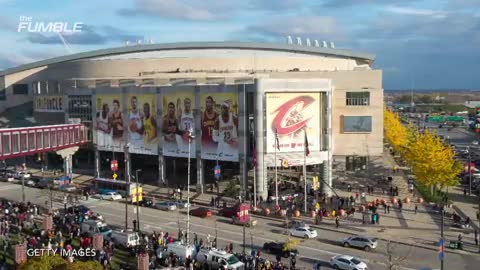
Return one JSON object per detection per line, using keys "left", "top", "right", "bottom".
{"left": 67, "top": 261, "right": 103, "bottom": 270}
{"left": 19, "top": 255, "right": 66, "bottom": 270}
{"left": 384, "top": 108, "right": 411, "bottom": 155}
{"left": 282, "top": 238, "right": 299, "bottom": 252}
{"left": 385, "top": 240, "right": 413, "bottom": 270}
{"left": 404, "top": 130, "right": 461, "bottom": 195}
{"left": 223, "top": 180, "right": 240, "bottom": 198}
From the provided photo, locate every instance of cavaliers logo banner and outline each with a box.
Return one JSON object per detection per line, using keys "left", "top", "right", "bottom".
{"left": 266, "top": 93, "right": 321, "bottom": 153}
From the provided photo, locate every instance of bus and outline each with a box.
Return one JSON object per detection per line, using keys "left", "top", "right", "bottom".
{"left": 93, "top": 178, "right": 143, "bottom": 202}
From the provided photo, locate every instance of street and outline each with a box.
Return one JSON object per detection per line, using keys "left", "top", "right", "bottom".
{"left": 1, "top": 182, "right": 478, "bottom": 270}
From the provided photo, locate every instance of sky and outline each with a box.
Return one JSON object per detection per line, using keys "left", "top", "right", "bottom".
{"left": 0, "top": 0, "right": 479, "bottom": 90}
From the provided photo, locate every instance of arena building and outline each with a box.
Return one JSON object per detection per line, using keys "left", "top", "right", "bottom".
{"left": 0, "top": 41, "right": 383, "bottom": 198}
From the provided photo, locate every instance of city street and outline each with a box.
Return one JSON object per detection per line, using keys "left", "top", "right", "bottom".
{"left": 1, "top": 182, "right": 479, "bottom": 270}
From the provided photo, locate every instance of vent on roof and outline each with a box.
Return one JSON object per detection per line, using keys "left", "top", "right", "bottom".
{"left": 296, "top": 37, "right": 302, "bottom": 46}
{"left": 306, "top": 38, "right": 311, "bottom": 47}
{"left": 314, "top": 40, "right": 320, "bottom": 47}
{"left": 287, "top": 35, "right": 293, "bottom": 45}
{"left": 322, "top": 41, "right": 327, "bottom": 48}
{"left": 330, "top": 42, "right": 335, "bottom": 49}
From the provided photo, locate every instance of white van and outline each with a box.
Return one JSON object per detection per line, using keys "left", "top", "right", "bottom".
{"left": 110, "top": 230, "right": 140, "bottom": 248}
{"left": 164, "top": 241, "right": 197, "bottom": 261}
{"left": 80, "top": 220, "right": 112, "bottom": 238}
{"left": 195, "top": 248, "right": 244, "bottom": 270}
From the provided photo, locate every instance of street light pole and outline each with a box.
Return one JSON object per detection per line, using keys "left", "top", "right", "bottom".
{"left": 124, "top": 143, "right": 130, "bottom": 230}
{"left": 440, "top": 209, "right": 445, "bottom": 270}
{"left": 187, "top": 129, "right": 194, "bottom": 246}
{"left": 135, "top": 169, "right": 141, "bottom": 232}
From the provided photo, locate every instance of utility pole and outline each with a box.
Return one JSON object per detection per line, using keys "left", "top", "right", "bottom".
{"left": 468, "top": 146, "right": 472, "bottom": 195}
{"left": 124, "top": 143, "right": 130, "bottom": 230}
{"left": 135, "top": 169, "right": 141, "bottom": 232}
{"left": 440, "top": 209, "right": 445, "bottom": 270}
{"left": 21, "top": 159, "right": 26, "bottom": 203}
{"left": 303, "top": 129, "right": 307, "bottom": 214}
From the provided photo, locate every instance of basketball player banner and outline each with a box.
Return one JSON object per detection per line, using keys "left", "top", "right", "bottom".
{"left": 200, "top": 91, "right": 239, "bottom": 162}
{"left": 95, "top": 94, "right": 125, "bottom": 152}
{"left": 265, "top": 93, "right": 321, "bottom": 154}
{"left": 161, "top": 91, "right": 196, "bottom": 158}
{"left": 127, "top": 94, "right": 158, "bottom": 155}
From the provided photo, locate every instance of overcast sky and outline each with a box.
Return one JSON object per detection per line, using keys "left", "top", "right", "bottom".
{"left": 0, "top": 0, "right": 479, "bottom": 90}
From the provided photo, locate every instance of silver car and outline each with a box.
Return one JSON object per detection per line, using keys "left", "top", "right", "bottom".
{"left": 155, "top": 202, "right": 177, "bottom": 211}
{"left": 342, "top": 236, "right": 378, "bottom": 251}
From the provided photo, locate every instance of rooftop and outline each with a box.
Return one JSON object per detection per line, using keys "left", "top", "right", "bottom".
{"left": 0, "top": 41, "right": 375, "bottom": 77}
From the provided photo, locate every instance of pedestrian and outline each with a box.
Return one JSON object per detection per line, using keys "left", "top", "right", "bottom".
{"left": 475, "top": 230, "right": 478, "bottom": 246}
{"left": 463, "top": 188, "right": 467, "bottom": 196}
{"left": 414, "top": 204, "right": 418, "bottom": 214}
{"left": 387, "top": 204, "right": 390, "bottom": 214}
{"left": 335, "top": 216, "right": 340, "bottom": 228}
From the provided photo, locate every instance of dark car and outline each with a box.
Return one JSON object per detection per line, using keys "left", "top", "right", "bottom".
{"left": 263, "top": 242, "right": 298, "bottom": 258}
{"left": 189, "top": 207, "right": 213, "bottom": 218}
{"left": 138, "top": 197, "right": 154, "bottom": 208}
{"left": 67, "top": 205, "right": 92, "bottom": 216}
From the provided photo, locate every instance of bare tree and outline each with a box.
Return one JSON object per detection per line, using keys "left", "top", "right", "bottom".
{"left": 386, "top": 240, "right": 413, "bottom": 270}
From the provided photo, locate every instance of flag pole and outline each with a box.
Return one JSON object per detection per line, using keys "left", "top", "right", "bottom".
{"left": 253, "top": 143, "right": 257, "bottom": 209}
{"left": 303, "top": 128, "right": 308, "bottom": 214}
{"left": 275, "top": 135, "right": 278, "bottom": 207}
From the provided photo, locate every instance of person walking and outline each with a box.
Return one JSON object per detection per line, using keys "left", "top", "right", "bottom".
{"left": 335, "top": 216, "right": 340, "bottom": 228}
{"left": 414, "top": 204, "right": 418, "bottom": 214}
{"left": 463, "top": 188, "right": 467, "bottom": 196}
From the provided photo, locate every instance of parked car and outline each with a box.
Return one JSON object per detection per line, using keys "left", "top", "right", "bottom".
{"left": 155, "top": 202, "right": 177, "bottom": 211}
{"left": 330, "top": 255, "right": 368, "bottom": 270}
{"left": 189, "top": 207, "right": 212, "bottom": 218}
{"left": 263, "top": 242, "right": 298, "bottom": 258}
{"left": 110, "top": 230, "right": 140, "bottom": 248}
{"left": 195, "top": 248, "right": 244, "bottom": 270}
{"left": 174, "top": 200, "right": 190, "bottom": 209}
{"left": 289, "top": 226, "right": 317, "bottom": 239}
{"left": 100, "top": 192, "right": 122, "bottom": 201}
{"left": 342, "top": 235, "right": 378, "bottom": 251}
{"left": 14, "top": 171, "right": 31, "bottom": 179}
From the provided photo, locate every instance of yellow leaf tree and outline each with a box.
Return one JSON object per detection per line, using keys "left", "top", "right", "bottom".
{"left": 405, "top": 130, "right": 461, "bottom": 194}
{"left": 384, "top": 108, "right": 411, "bottom": 155}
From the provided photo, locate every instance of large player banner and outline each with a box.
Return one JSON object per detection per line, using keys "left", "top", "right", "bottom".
{"left": 161, "top": 91, "right": 196, "bottom": 158}
{"left": 95, "top": 94, "right": 124, "bottom": 151}
{"left": 199, "top": 91, "right": 239, "bottom": 162}
{"left": 265, "top": 92, "right": 321, "bottom": 153}
{"left": 126, "top": 94, "right": 158, "bottom": 155}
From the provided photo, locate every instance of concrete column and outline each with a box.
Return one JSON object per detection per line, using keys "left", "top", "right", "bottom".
{"left": 321, "top": 90, "right": 333, "bottom": 197}
{"left": 94, "top": 147, "right": 100, "bottom": 178}
{"left": 254, "top": 87, "right": 267, "bottom": 200}
{"left": 238, "top": 85, "right": 248, "bottom": 199}
{"left": 157, "top": 87, "right": 164, "bottom": 186}
{"left": 196, "top": 157, "right": 203, "bottom": 193}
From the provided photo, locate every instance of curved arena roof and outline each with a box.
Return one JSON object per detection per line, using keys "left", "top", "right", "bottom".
{"left": 0, "top": 41, "right": 375, "bottom": 76}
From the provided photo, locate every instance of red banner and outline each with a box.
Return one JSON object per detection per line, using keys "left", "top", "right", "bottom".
{"left": 93, "top": 234, "right": 104, "bottom": 251}
{"left": 137, "top": 253, "right": 149, "bottom": 270}
{"left": 43, "top": 215, "right": 53, "bottom": 231}
{"left": 15, "top": 243, "right": 27, "bottom": 264}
